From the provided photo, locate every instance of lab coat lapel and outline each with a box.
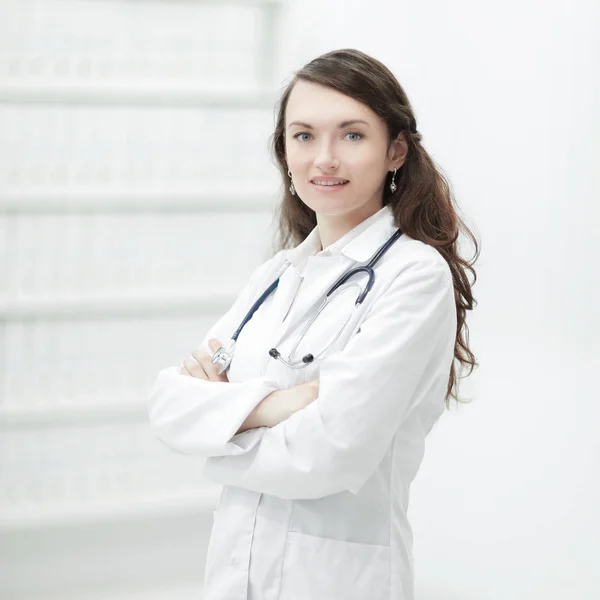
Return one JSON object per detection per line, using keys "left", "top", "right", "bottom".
{"left": 272, "top": 254, "right": 356, "bottom": 347}
{"left": 270, "top": 205, "right": 399, "bottom": 349}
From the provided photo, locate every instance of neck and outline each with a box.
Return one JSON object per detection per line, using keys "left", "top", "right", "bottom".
{"left": 317, "top": 202, "right": 383, "bottom": 250}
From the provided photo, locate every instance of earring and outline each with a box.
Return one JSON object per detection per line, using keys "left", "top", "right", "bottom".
{"left": 390, "top": 168, "right": 397, "bottom": 194}
{"left": 288, "top": 169, "right": 296, "bottom": 195}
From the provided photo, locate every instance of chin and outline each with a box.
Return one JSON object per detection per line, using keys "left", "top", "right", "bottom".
{"left": 301, "top": 194, "right": 359, "bottom": 217}
{"left": 307, "top": 204, "right": 354, "bottom": 218}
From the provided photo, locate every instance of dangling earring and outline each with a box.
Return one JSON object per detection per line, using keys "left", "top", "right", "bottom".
{"left": 390, "top": 168, "right": 397, "bottom": 194}
{"left": 288, "top": 169, "right": 296, "bottom": 196}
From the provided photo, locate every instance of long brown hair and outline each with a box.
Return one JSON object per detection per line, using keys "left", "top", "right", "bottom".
{"left": 268, "top": 49, "right": 479, "bottom": 406}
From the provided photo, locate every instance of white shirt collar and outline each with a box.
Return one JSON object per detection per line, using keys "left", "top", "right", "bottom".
{"left": 286, "top": 205, "right": 397, "bottom": 275}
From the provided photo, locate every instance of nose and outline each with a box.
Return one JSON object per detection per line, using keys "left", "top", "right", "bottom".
{"left": 313, "top": 140, "right": 339, "bottom": 171}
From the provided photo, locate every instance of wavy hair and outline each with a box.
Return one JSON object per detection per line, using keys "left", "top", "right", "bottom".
{"left": 268, "top": 49, "right": 479, "bottom": 406}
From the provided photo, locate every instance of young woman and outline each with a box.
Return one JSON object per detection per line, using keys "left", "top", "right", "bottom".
{"left": 148, "top": 48, "right": 478, "bottom": 600}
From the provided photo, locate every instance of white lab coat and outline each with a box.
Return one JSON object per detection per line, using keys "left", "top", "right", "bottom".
{"left": 147, "top": 204, "right": 457, "bottom": 600}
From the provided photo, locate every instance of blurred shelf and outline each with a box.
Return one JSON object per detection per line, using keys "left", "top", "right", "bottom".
{"left": 0, "top": 397, "right": 150, "bottom": 429}
{"left": 0, "top": 83, "right": 278, "bottom": 108}
{"left": 0, "top": 290, "right": 237, "bottom": 320}
{"left": 0, "top": 489, "right": 219, "bottom": 531}
{"left": 0, "top": 189, "right": 276, "bottom": 213}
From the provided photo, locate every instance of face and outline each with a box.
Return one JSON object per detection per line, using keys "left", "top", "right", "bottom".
{"left": 284, "top": 80, "right": 407, "bottom": 224}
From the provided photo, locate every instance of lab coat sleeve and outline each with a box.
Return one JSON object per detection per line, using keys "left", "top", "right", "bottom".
{"left": 202, "top": 251, "right": 456, "bottom": 498}
{"left": 147, "top": 253, "right": 286, "bottom": 457}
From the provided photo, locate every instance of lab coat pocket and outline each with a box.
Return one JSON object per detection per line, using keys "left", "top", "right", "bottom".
{"left": 279, "top": 531, "right": 391, "bottom": 600}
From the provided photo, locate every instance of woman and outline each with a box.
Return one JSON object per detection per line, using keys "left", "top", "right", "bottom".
{"left": 148, "top": 48, "right": 478, "bottom": 600}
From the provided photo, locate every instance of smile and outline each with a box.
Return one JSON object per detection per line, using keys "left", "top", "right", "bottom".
{"left": 311, "top": 180, "right": 349, "bottom": 186}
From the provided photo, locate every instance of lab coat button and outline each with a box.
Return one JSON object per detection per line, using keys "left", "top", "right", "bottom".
{"left": 231, "top": 557, "right": 240, "bottom": 567}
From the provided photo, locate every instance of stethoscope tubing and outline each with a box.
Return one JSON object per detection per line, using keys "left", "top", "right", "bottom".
{"left": 212, "top": 227, "right": 404, "bottom": 373}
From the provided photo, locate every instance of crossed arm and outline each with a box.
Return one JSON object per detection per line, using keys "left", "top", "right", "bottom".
{"left": 179, "top": 338, "right": 319, "bottom": 433}
{"left": 151, "top": 256, "right": 455, "bottom": 500}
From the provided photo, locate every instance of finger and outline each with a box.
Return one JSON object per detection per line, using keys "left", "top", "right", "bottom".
{"left": 190, "top": 349, "right": 211, "bottom": 364}
{"left": 183, "top": 357, "right": 208, "bottom": 379}
{"left": 179, "top": 363, "right": 193, "bottom": 377}
{"left": 208, "top": 338, "right": 223, "bottom": 353}
{"left": 182, "top": 356, "right": 209, "bottom": 380}
{"left": 192, "top": 348, "right": 228, "bottom": 383}
{"left": 200, "top": 354, "right": 228, "bottom": 382}
{"left": 194, "top": 340, "right": 223, "bottom": 369}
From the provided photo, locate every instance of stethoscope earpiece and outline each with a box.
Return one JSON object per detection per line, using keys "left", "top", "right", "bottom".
{"left": 268, "top": 347, "right": 313, "bottom": 368}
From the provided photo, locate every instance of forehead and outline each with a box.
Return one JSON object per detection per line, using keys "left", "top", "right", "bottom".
{"left": 285, "top": 80, "right": 377, "bottom": 126}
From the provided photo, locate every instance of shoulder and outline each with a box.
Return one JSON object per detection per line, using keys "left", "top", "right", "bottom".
{"left": 243, "top": 248, "right": 292, "bottom": 290}
{"left": 258, "top": 248, "right": 292, "bottom": 276}
{"left": 386, "top": 234, "right": 453, "bottom": 287}
{"left": 363, "top": 234, "right": 456, "bottom": 323}
{"left": 362, "top": 236, "right": 456, "bottom": 333}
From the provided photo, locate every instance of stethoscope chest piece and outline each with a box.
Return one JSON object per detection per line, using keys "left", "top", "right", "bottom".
{"left": 211, "top": 342, "right": 236, "bottom": 375}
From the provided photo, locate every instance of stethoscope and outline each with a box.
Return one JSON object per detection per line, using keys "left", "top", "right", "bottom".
{"left": 211, "top": 228, "right": 404, "bottom": 374}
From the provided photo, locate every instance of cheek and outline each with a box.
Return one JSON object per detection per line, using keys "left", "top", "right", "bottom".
{"left": 345, "top": 151, "right": 386, "bottom": 183}
{"left": 285, "top": 142, "right": 309, "bottom": 168}
{"left": 342, "top": 140, "right": 384, "bottom": 165}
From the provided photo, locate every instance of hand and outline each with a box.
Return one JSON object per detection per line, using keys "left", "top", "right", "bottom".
{"left": 179, "top": 339, "right": 229, "bottom": 382}
{"left": 261, "top": 379, "right": 320, "bottom": 427}
{"left": 238, "top": 379, "right": 320, "bottom": 432}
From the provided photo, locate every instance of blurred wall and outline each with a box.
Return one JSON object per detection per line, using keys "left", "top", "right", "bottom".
{"left": 0, "top": 1, "right": 284, "bottom": 598}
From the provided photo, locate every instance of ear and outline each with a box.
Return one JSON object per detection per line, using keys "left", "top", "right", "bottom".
{"left": 387, "top": 132, "right": 409, "bottom": 170}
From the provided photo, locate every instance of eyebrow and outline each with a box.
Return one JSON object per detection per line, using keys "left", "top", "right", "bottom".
{"left": 287, "top": 119, "right": 370, "bottom": 129}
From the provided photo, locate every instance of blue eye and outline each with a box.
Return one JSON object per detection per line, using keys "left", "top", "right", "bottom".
{"left": 346, "top": 131, "right": 363, "bottom": 141}
{"left": 294, "top": 132, "right": 312, "bottom": 142}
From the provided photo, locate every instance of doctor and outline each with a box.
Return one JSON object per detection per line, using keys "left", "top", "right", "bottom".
{"left": 148, "top": 49, "right": 478, "bottom": 600}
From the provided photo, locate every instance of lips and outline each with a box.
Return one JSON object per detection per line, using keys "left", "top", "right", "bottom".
{"left": 310, "top": 179, "right": 349, "bottom": 186}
